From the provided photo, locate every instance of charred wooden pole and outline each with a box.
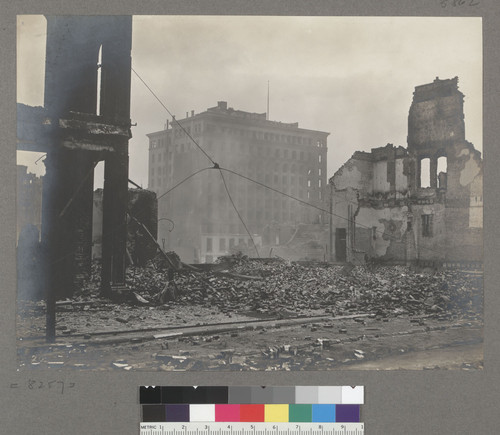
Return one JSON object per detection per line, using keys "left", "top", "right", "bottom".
{"left": 41, "top": 149, "right": 70, "bottom": 342}
{"left": 101, "top": 148, "right": 129, "bottom": 296}
{"left": 100, "top": 17, "right": 132, "bottom": 297}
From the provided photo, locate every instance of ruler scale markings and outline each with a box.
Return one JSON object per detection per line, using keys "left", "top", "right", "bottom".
{"left": 140, "top": 423, "right": 363, "bottom": 435}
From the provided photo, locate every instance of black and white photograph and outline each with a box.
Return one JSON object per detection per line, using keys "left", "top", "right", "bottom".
{"left": 16, "top": 15, "right": 483, "bottom": 371}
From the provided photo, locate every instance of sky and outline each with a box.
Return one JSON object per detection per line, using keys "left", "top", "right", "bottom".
{"left": 17, "top": 15, "right": 482, "bottom": 188}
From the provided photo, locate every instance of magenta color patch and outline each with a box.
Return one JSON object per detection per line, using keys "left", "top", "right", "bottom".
{"left": 215, "top": 404, "right": 240, "bottom": 422}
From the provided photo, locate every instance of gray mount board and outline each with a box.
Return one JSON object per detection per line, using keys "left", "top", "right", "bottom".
{"left": 1, "top": 1, "right": 499, "bottom": 435}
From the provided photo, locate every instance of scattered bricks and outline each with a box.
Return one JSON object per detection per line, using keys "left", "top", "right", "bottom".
{"left": 354, "top": 350, "right": 365, "bottom": 359}
{"left": 220, "top": 349, "right": 235, "bottom": 363}
{"left": 73, "top": 260, "right": 481, "bottom": 334}
{"left": 268, "top": 346, "right": 280, "bottom": 359}
{"left": 316, "top": 338, "right": 331, "bottom": 349}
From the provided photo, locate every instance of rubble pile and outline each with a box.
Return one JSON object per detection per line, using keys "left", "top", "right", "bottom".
{"left": 81, "top": 256, "right": 483, "bottom": 319}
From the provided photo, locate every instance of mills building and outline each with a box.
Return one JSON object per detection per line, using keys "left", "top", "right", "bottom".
{"left": 148, "top": 101, "right": 329, "bottom": 263}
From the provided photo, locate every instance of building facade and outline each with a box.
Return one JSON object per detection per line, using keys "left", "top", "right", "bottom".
{"left": 329, "top": 77, "right": 482, "bottom": 266}
{"left": 148, "top": 101, "right": 329, "bottom": 263}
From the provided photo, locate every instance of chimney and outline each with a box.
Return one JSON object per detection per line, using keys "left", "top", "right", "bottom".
{"left": 186, "top": 112, "right": 189, "bottom": 118}
{"left": 191, "top": 110, "right": 195, "bottom": 117}
{"left": 218, "top": 101, "right": 227, "bottom": 110}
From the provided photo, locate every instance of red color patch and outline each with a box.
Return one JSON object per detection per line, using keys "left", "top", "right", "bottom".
{"left": 240, "top": 404, "right": 265, "bottom": 422}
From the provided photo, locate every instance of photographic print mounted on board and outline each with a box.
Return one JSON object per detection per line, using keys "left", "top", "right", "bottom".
{"left": 16, "top": 15, "right": 483, "bottom": 371}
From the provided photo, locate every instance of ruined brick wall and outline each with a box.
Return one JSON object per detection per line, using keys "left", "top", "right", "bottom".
{"left": 127, "top": 189, "right": 158, "bottom": 266}
{"left": 332, "top": 152, "right": 373, "bottom": 193}
{"left": 92, "top": 188, "right": 158, "bottom": 265}
{"left": 17, "top": 165, "right": 43, "bottom": 241}
{"left": 407, "top": 77, "right": 482, "bottom": 263}
{"left": 408, "top": 77, "right": 465, "bottom": 150}
{"left": 355, "top": 206, "right": 409, "bottom": 262}
{"left": 329, "top": 77, "right": 482, "bottom": 265}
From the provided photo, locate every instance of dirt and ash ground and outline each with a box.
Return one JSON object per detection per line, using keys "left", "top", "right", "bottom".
{"left": 16, "top": 257, "right": 483, "bottom": 371}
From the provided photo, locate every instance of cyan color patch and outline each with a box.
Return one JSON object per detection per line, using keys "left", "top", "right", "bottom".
{"left": 312, "top": 404, "right": 335, "bottom": 422}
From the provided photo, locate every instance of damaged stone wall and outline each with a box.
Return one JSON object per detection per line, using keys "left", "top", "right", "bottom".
{"left": 329, "top": 77, "right": 482, "bottom": 265}
{"left": 92, "top": 188, "right": 158, "bottom": 265}
{"left": 17, "top": 165, "right": 43, "bottom": 241}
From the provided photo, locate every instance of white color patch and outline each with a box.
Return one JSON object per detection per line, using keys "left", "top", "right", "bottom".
{"left": 341, "top": 386, "right": 364, "bottom": 404}
{"left": 190, "top": 404, "right": 215, "bottom": 422}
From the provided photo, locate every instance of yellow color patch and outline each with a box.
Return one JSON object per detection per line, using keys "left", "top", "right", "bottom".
{"left": 265, "top": 404, "right": 289, "bottom": 422}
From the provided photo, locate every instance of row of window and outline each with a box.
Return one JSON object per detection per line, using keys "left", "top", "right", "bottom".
{"left": 150, "top": 163, "right": 324, "bottom": 188}
{"left": 419, "top": 156, "right": 448, "bottom": 188}
{"left": 206, "top": 236, "right": 248, "bottom": 253}
{"left": 203, "top": 124, "right": 325, "bottom": 147}
{"left": 150, "top": 136, "right": 171, "bottom": 149}
{"left": 150, "top": 141, "right": 326, "bottom": 164}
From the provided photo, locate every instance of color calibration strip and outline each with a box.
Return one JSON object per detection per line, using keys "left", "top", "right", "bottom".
{"left": 140, "top": 386, "right": 364, "bottom": 405}
{"left": 140, "top": 386, "right": 363, "bottom": 423}
{"left": 142, "top": 403, "right": 360, "bottom": 423}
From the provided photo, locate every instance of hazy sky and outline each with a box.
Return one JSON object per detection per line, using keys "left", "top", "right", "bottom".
{"left": 17, "top": 15, "right": 482, "bottom": 188}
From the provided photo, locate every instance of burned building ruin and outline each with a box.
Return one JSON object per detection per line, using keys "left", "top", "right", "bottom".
{"left": 329, "top": 77, "right": 483, "bottom": 267}
{"left": 17, "top": 16, "right": 133, "bottom": 340}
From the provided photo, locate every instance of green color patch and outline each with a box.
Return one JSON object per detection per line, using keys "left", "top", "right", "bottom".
{"left": 288, "top": 404, "right": 312, "bottom": 422}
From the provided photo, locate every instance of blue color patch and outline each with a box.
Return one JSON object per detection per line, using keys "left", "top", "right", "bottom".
{"left": 312, "top": 404, "right": 335, "bottom": 422}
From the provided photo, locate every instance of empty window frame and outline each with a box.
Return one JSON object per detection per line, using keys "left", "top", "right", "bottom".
{"left": 422, "top": 214, "right": 433, "bottom": 237}
{"left": 420, "top": 157, "right": 431, "bottom": 188}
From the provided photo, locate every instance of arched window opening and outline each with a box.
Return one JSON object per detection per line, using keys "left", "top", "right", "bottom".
{"left": 420, "top": 157, "right": 431, "bottom": 188}
{"left": 437, "top": 156, "right": 448, "bottom": 189}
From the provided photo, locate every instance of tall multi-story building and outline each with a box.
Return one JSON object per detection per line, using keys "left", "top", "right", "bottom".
{"left": 148, "top": 101, "right": 329, "bottom": 263}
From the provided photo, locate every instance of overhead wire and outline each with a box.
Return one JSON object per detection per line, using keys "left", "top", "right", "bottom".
{"left": 218, "top": 169, "right": 260, "bottom": 257}
{"left": 132, "top": 66, "right": 258, "bottom": 255}
{"left": 132, "top": 65, "right": 450, "bottom": 260}
{"left": 129, "top": 166, "right": 213, "bottom": 229}
{"left": 132, "top": 67, "right": 216, "bottom": 166}
{"left": 218, "top": 167, "right": 449, "bottom": 258}
{"left": 156, "top": 166, "right": 213, "bottom": 201}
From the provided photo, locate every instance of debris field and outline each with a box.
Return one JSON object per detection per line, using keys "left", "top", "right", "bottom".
{"left": 17, "top": 257, "right": 483, "bottom": 371}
